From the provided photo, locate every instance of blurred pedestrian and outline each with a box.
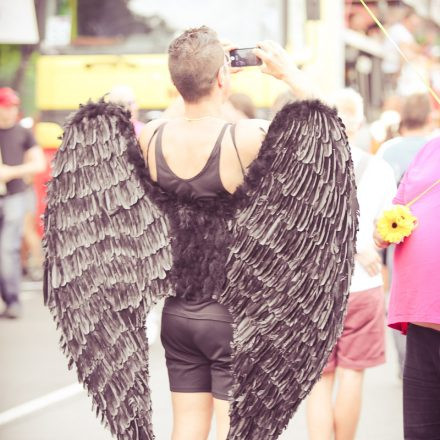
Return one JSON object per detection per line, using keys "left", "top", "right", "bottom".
{"left": 107, "top": 84, "right": 145, "bottom": 137}
{"left": 377, "top": 92, "right": 433, "bottom": 375}
{"left": 307, "top": 89, "right": 396, "bottom": 440}
{"left": 226, "top": 92, "right": 256, "bottom": 119}
{"left": 382, "top": 6, "right": 422, "bottom": 93}
{"left": 369, "top": 94, "right": 402, "bottom": 154}
{"left": 377, "top": 93, "right": 432, "bottom": 183}
{"left": 164, "top": 92, "right": 256, "bottom": 122}
{"left": 0, "top": 88, "right": 46, "bottom": 318}
{"left": 270, "top": 90, "right": 296, "bottom": 119}
{"left": 21, "top": 183, "right": 43, "bottom": 281}
{"left": 374, "top": 136, "right": 440, "bottom": 439}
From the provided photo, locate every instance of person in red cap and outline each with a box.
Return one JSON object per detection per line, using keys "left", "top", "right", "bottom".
{"left": 0, "top": 87, "right": 46, "bottom": 318}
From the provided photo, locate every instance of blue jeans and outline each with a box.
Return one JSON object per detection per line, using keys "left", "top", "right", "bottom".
{"left": 403, "top": 324, "right": 440, "bottom": 439}
{"left": 0, "top": 191, "right": 27, "bottom": 306}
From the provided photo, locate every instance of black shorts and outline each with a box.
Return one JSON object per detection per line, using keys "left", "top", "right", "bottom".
{"left": 161, "top": 312, "right": 233, "bottom": 400}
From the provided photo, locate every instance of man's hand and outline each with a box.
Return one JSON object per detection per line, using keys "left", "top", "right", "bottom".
{"left": 355, "top": 247, "right": 383, "bottom": 277}
{"left": 253, "top": 40, "right": 315, "bottom": 99}
{"left": 220, "top": 40, "right": 243, "bottom": 75}
{"left": 253, "top": 40, "right": 296, "bottom": 81}
{"left": 373, "top": 221, "right": 391, "bottom": 249}
{"left": 0, "top": 164, "right": 16, "bottom": 183}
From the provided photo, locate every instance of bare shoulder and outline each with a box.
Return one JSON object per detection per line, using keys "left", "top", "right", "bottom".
{"left": 138, "top": 118, "right": 169, "bottom": 181}
{"left": 233, "top": 119, "right": 271, "bottom": 167}
{"left": 138, "top": 118, "right": 168, "bottom": 155}
{"left": 237, "top": 118, "right": 271, "bottom": 133}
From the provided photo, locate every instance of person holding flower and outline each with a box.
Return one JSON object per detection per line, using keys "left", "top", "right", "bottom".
{"left": 374, "top": 136, "right": 440, "bottom": 439}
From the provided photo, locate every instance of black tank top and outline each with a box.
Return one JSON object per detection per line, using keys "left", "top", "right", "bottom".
{"left": 155, "top": 122, "right": 234, "bottom": 322}
{"left": 155, "top": 122, "right": 230, "bottom": 200}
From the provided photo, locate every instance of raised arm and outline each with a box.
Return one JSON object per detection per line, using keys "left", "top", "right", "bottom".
{"left": 234, "top": 40, "right": 317, "bottom": 168}
{"left": 254, "top": 40, "right": 316, "bottom": 100}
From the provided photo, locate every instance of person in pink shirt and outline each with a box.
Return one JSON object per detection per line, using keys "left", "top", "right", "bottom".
{"left": 375, "top": 136, "right": 440, "bottom": 438}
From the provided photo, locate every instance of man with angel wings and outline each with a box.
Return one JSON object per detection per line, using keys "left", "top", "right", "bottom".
{"left": 44, "top": 26, "right": 358, "bottom": 440}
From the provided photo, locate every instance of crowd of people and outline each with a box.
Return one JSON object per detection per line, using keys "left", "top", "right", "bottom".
{"left": 1, "top": 7, "right": 439, "bottom": 440}
{"left": 348, "top": 4, "right": 440, "bottom": 100}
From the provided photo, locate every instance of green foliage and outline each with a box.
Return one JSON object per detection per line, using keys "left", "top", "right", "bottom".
{"left": 58, "top": 0, "right": 71, "bottom": 15}
{"left": 0, "top": 45, "right": 38, "bottom": 116}
{"left": 0, "top": 45, "right": 21, "bottom": 86}
{"left": 22, "top": 52, "right": 39, "bottom": 117}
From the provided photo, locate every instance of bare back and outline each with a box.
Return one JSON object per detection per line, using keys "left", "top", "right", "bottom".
{"left": 139, "top": 117, "right": 269, "bottom": 194}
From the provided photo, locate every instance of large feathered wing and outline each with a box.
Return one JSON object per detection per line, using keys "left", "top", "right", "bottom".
{"left": 43, "top": 102, "right": 172, "bottom": 440}
{"left": 44, "top": 99, "right": 356, "bottom": 440}
{"left": 220, "top": 100, "right": 358, "bottom": 439}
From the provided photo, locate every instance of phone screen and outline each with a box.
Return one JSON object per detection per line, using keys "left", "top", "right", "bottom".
{"left": 230, "top": 48, "right": 262, "bottom": 67}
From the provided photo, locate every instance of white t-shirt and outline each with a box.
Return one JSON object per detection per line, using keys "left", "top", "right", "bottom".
{"left": 350, "top": 147, "right": 397, "bottom": 292}
{"left": 382, "top": 23, "right": 415, "bottom": 74}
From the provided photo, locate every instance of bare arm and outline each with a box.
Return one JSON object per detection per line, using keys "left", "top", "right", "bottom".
{"left": 233, "top": 119, "right": 269, "bottom": 169}
{"left": 234, "top": 41, "right": 316, "bottom": 166}
{"left": 0, "top": 146, "right": 46, "bottom": 183}
{"left": 254, "top": 40, "right": 316, "bottom": 100}
{"left": 355, "top": 247, "right": 383, "bottom": 277}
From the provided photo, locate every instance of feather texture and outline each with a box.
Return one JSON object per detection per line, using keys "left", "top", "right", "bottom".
{"left": 219, "top": 101, "right": 358, "bottom": 439}
{"left": 44, "top": 99, "right": 357, "bottom": 440}
{"left": 44, "top": 101, "right": 172, "bottom": 440}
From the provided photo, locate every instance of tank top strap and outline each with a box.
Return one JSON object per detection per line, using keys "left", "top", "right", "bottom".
{"left": 210, "top": 123, "right": 230, "bottom": 162}
{"left": 156, "top": 122, "right": 230, "bottom": 183}
{"left": 154, "top": 123, "right": 170, "bottom": 182}
{"left": 229, "top": 123, "right": 245, "bottom": 177}
{"left": 145, "top": 122, "right": 167, "bottom": 172}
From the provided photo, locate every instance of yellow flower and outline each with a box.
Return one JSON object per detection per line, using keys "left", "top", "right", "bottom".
{"left": 376, "top": 204, "right": 418, "bottom": 244}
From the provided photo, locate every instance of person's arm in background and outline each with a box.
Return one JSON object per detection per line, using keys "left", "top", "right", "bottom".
{"left": 356, "top": 237, "right": 384, "bottom": 277}
{"left": 0, "top": 144, "right": 46, "bottom": 183}
{"left": 356, "top": 159, "right": 397, "bottom": 275}
{"left": 26, "top": 147, "right": 47, "bottom": 177}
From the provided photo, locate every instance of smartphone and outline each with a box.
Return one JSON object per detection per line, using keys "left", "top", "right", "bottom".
{"left": 229, "top": 48, "right": 262, "bottom": 67}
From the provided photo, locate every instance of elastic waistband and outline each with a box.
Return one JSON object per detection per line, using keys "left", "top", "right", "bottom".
{"left": 163, "top": 296, "right": 233, "bottom": 323}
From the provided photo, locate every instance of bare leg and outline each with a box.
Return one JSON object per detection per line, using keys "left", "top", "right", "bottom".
{"left": 334, "top": 368, "right": 364, "bottom": 440}
{"left": 213, "top": 397, "right": 230, "bottom": 440}
{"left": 306, "top": 371, "right": 335, "bottom": 440}
{"left": 170, "top": 392, "right": 213, "bottom": 440}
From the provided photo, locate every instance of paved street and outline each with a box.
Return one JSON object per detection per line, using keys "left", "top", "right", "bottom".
{"left": 0, "top": 285, "right": 403, "bottom": 440}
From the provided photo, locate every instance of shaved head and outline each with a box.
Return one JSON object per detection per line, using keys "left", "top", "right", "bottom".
{"left": 168, "top": 26, "right": 225, "bottom": 103}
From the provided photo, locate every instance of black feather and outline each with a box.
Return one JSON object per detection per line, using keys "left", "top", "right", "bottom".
{"left": 44, "top": 99, "right": 358, "bottom": 440}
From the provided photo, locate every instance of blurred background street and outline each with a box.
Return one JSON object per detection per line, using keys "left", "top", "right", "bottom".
{"left": 1, "top": 286, "right": 403, "bottom": 440}
{"left": 2, "top": 0, "right": 440, "bottom": 439}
